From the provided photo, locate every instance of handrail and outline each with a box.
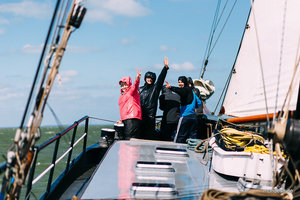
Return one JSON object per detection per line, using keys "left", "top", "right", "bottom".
{"left": 25, "top": 115, "right": 92, "bottom": 199}
{"left": 38, "top": 115, "right": 88, "bottom": 150}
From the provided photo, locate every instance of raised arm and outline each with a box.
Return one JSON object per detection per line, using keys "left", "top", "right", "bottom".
{"left": 156, "top": 57, "right": 169, "bottom": 91}
{"left": 166, "top": 81, "right": 189, "bottom": 98}
{"left": 130, "top": 69, "right": 141, "bottom": 95}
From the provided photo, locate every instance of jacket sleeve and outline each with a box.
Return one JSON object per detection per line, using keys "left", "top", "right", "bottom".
{"left": 159, "top": 94, "right": 165, "bottom": 110}
{"left": 130, "top": 78, "right": 140, "bottom": 95}
{"left": 170, "top": 86, "right": 189, "bottom": 98}
{"left": 155, "top": 66, "right": 168, "bottom": 92}
{"left": 195, "top": 94, "right": 202, "bottom": 108}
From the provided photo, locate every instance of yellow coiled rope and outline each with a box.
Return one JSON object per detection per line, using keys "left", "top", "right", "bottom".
{"left": 200, "top": 188, "right": 292, "bottom": 200}
{"left": 244, "top": 144, "right": 270, "bottom": 154}
{"left": 219, "top": 128, "right": 287, "bottom": 157}
{"left": 219, "top": 128, "right": 265, "bottom": 152}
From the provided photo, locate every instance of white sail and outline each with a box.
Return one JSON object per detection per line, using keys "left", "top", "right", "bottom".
{"left": 223, "top": 0, "right": 300, "bottom": 117}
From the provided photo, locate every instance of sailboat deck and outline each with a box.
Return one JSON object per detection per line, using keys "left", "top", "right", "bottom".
{"left": 80, "top": 140, "right": 239, "bottom": 199}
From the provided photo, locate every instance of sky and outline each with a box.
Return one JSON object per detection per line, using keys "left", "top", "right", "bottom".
{"left": 0, "top": 0, "right": 250, "bottom": 128}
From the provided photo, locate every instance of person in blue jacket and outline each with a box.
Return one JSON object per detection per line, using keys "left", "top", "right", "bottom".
{"left": 165, "top": 76, "right": 202, "bottom": 143}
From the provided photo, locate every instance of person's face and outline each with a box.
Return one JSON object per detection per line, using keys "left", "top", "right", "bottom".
{"left": 120, "top": 82, "right": 128, "bottom": 92}
{"left": 188, "top": 83, "right": 192, "bottom": 87}
{"left": 146, "top": 78, "right": 153, "bottom": 85}
{"left": 178, "top": 80, "right": 184, "bottom": 88}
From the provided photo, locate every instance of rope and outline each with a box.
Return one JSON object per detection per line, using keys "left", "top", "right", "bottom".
{"left": 218, "top": 128, "right": 265, "bottom": 152}
{"left": 200, "top": 188, "right": 291, "bottom": 200}
{"left": 187, "top": 137, "right": 212, "bottom": 165}
{"left": 88, "top": 116, "right": 117, "bottom": 123}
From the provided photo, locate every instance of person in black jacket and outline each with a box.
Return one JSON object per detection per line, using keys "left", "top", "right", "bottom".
{"left": 187, "top": 77, "right": 201, "bottom": 98}
{"left": 159, "top": 86, "right": 181, "bottom": 141}
{"left": 139, "top": 57, "right": 169, "bottom": 140}
{"left": 165, "top": 76, "right": 202, "bottom": 143}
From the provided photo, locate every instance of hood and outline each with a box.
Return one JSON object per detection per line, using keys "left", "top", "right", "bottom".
{"left": 144, "top": 71, "right": 156, "bottom": 84}
{"left": 178, "top": 76, "right": 188, "bottom": 87}
{"left": 119, "top": 76, "right": 132, "bottom": 93}
{"left": 187, "top": 77, "right": 194, "bottom": 88}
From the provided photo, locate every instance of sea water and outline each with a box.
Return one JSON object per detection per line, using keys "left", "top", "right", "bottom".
{"left": 0, "top": 125, "right": 112, "bottom": 199}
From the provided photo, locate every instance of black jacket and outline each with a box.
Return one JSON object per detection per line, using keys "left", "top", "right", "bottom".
{"left": 159, "top": 87, "right": 180, "bottom": 124}
{"left": 169, "top": 86, "right": 193, "bottom": 106}
{"left": 139, "top": 66, "right": 168, "bottom": 118}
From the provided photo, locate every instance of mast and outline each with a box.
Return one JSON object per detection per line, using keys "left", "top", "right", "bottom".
{"left": 0, "top": 1, "right": 86, "bottom": 199}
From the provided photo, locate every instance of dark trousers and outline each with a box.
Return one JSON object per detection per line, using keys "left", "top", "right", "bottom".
{"left": 123, "top": 118, "right": 141, "bottom": 140}
{"left": 140, "top": 115, "right": 156, "bottom": 140}
{"left": 160, "top": 121, "right": 178, "bottom": 141}
{"left": 173, "top": 114, "right": 198, "bottom": 143}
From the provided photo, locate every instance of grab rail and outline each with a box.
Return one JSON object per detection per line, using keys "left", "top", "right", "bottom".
{"left": 25, "top": 116, "right": 90, "bottom": 199}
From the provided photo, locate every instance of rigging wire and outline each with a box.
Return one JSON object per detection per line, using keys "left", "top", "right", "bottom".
{"left": 200, "top": 0, "right": 221, "bottom": 79}
{"left": 212, "top": 3, "right": 252, "bottom": 115}
{"left": 249, "top": 0, "right": 270, "bottom": 125}
{"left": 46, "top": 102, "right": 71, "bottom": 142}
{"left": 207, "top": 0, "right": 238, "bottom": 57}
{"left": 280, "top": 37, "right": 300, "bottom": 119}
{"left": 1, "top": 1, "right": 86, "bottom": 199}
{"left": 19, "top": 0, "right": 63, "bottom": 130}
{"left": 213, "top": 69, "right": 231, "bottom": 115}
{"left": 89, "top": 116, "right": 117, "bottom": 124}
{"left": 273, "top": 0, "right": 287, "bottom": 124}
{"left": 200, "top": 0, "right": 238, "bottom": 79}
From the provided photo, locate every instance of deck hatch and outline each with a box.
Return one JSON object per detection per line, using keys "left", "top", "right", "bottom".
{"left": 131, "top": 182, "right": 177, "bottom": 198}
{"left": 155, "top": 147, "right": 189, "bottom": 157}
{"left": 135, "top": 161, "right": 175, "bottom": 176}
{"left": 136, "top": 161, "right": 173, "bottom": 169}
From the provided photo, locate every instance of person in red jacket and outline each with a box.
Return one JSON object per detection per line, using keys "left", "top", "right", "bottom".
{"left": 117, "top": 69, "right": 142, "bottom": 139}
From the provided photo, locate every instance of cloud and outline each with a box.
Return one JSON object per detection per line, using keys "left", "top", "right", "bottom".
{"left": 154, "top": 61, "right": 196, "bottom": 71}
{"left": 67, "top": 45, "right": 100, "bottom": 53}
{"left": 159, "top": 45, "right": 177, "bottom": 52}
{"left": 87, "top": 0, "right": 151, "bottom": 24}
{"left": 121, "top": 36, "right": 136, "bottom": 45}
{"left": 171, "top": 62, "right": 196, "bottom": 71}
{"left": 20, "top": 44, "right": 98, "bottom": 55}
{"left": 21, "top": 44, "right": 42, "bottom": 54}
{"left": 0, "top": 0, "right": 51, "bottom": 18}
{"left": 59, "top": 70, "right": 79, "bottom": 84}
{"left": 0, "top": 28, "right": 5, "bottom": 35}
{"left": 0, "top": 17, "right": 9, "bottom": 24}
{"left": 0, "top": 88, "right": 23, "bottom": 101}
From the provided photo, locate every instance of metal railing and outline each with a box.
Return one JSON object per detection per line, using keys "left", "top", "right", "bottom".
{"left": 25, "top": 115, "right": 90, "bottom": 199}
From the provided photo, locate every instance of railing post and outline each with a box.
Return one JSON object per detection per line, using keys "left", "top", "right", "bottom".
{"left": 65, "top": 123, "right": 78, "bottom": 174}
{"left": 83, "top": 117, "right": 89, "bottom": 152}
{"left": 25, "top": 147, "right": 38, "bottom": 200}
{"left": 45, "top": 137, "right": 60, "bottom": 197}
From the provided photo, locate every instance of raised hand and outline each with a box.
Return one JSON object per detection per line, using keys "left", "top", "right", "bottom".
{"left": 137, "top": 69, "right": 141, "bottom": 81}
{"left": 164, "top": 57, "right": 169, "bottom": 67}
{"left": 165, "top": 81, "right": 171, "bottom": 88}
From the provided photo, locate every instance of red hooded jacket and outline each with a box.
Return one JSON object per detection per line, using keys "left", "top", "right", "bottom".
{"left": 118, "top": 76, "right": 142, "bottom": 121}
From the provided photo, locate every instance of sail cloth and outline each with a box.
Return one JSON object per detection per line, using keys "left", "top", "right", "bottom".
{"left": 223, "top": 0, "right": 300, "bottom": 117}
